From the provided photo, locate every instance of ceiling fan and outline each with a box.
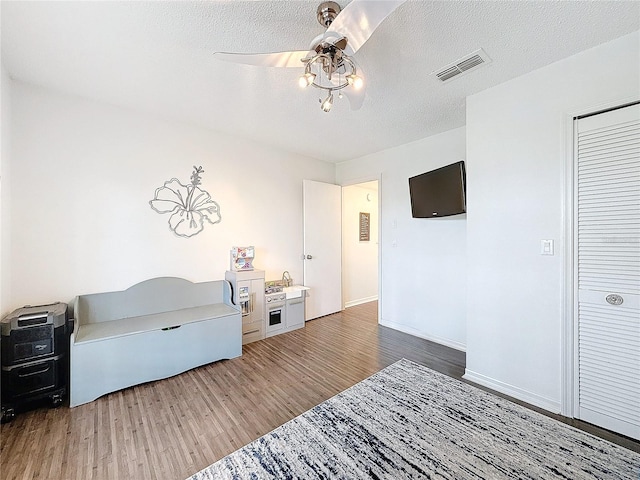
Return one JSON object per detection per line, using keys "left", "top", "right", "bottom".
{"left": 213, "top": 0, "right": 406, "bottom": 112}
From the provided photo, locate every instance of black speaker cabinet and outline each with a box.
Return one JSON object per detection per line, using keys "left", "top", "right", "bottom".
{"left": 1, "top": 303, "right": 68, "bottom": 423}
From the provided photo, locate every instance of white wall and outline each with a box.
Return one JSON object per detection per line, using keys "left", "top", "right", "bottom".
{"left": 6, "top": 82, "right": 334, "bottom": 314}
{"left": 342, "top": 182, "right": 378, "bottom": 307}
{"left": 465, "top": 31, "right": 640, "bottom": 412}
{"left": 337, "top": 127, "right": 467, "bottom": 350}
{"left": 0, "top": 64, "right": 12, "bottom": 316}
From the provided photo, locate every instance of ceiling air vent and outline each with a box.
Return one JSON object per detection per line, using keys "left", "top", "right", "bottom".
{"left": 434, "top": 49, "right": 491, "bottom": 83}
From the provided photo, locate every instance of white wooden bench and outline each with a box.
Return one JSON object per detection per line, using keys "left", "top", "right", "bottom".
{"left": 70, "top": 277, "right": 241, "bottom": 407}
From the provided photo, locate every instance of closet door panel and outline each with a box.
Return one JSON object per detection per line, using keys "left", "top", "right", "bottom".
{"left": 576, "top": 103, "right": 640, "bottom": 440}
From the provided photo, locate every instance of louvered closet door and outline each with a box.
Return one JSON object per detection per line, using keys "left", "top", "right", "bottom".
{"left": 576, "top": 103, "right": 640, "bottom": 440}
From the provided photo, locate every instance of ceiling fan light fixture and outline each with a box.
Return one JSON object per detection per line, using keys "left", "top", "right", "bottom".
{"left": 320, "top": 92, "right": 334, "bottom": 112}
{"left": 301, "top": 51, "right": 361, "bottom": 111}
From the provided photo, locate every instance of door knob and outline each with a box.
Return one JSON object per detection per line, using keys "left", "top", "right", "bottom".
{"left": 306, "top": 255, "right": 313, "bottom": 259}
{"left": 605, "top": 294, "right": 623, "bottom": 306}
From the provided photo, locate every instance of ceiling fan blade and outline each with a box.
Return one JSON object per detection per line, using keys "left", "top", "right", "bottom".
{"left": 213, "top": 50, "right": 311, "bottom": 68}
{"left": 342, "top": 84, "right": 366, "bottom": 111}
{"left": 343, "top": 61, "right": 366, "bottom": 111}
{"left": 326, "top": 0, "right": 406, "bottom": 54}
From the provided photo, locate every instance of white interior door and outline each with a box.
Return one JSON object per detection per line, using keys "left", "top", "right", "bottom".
{"left": 575, "top": 103, "right": 640, "bottom": 440}
{"left": 303, "top": 179, "right": 342, "bottom": 320}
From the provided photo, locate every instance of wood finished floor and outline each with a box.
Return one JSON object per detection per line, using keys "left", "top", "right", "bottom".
{"left": 1, "top": 301, "right": 637, "bottom": 479}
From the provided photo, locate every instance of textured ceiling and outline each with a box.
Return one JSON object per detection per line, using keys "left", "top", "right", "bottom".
{"left": 2, "top": 1, "right": 639, "bottom": 163}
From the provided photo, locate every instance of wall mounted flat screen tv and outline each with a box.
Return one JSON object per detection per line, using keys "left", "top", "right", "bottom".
{"left": 409, "top": 161, "right": 466, "bottom": 218}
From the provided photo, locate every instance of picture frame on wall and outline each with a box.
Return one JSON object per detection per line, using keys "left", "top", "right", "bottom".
{"left": 359, "top": 212, "right": 370, "bottom": 242}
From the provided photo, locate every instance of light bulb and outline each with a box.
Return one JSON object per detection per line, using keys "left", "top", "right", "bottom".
{"left": 347, "top": 74, "right": 363, "bottom": 90}
{"left": 298, "top": 72, "right": 316, "bottom": 88}
{"left": 320, "top": 93, "right": 334, "bottom": 112}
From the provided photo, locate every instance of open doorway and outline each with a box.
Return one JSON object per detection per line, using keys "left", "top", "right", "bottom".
{"left": 342, "top": 181, "right": 379, "bottom": 308}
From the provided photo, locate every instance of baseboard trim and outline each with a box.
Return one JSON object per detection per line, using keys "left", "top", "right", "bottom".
{"left": 345, "top": 296, "right": 378, "bottom": 308}
{"left": 463, "top": 369, "right": 561, "bottom": 414}
{"left": 379, "top": 319, "right": 466, "bottom": 352}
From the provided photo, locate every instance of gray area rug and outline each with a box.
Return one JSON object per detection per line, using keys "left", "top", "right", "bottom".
{"left": 188, "top": 359, "right": 639, "bottom": 479}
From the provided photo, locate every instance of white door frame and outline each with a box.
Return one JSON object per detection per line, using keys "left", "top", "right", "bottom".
{"left": 340, "top": 175, "right": 382, "bottom": 323}
{"left": 561, "top": 95, "right": 639, "bottom": 418}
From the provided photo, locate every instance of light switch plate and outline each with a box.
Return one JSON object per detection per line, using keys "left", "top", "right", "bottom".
{"left": 541, "top": 239, "right": 554, "bottom": 255}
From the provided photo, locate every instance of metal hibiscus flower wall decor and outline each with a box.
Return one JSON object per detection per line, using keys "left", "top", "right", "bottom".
{"left": 149, "top": 166, "right": 222, "bottom": 238}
